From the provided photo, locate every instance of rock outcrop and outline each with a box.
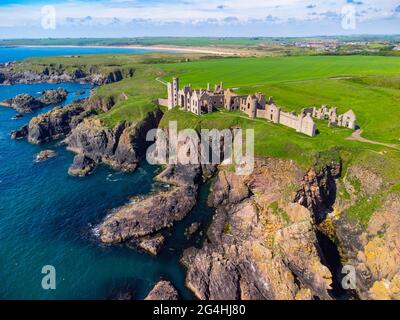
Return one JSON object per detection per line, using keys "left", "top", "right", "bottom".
{"left": 11, "top": 125, "right": 28, "bottom": 140}
{"left": 36, "top": 149, "right": 57, "bottom": 162}
{"left": 132, "top": 234, "right": 166, "bottom": 256}
{"left": 65, "top": 108, "right": 163, "bottom": 175}
{"left": 145, "top": 280, "right": 180, "bottom": 300}
{"left": 1, "top": 94, "right": 44, "bottom": 113}
{"left": 182, "top": 158, "right": 333, "bottom": 300}
{"left": 1, "top": 88, "right": 68, "bottom": 114}
{"left": 39, "top": 88, "right": 68, "bottom": 105}
{"left": 96, "top": 163, "right": 202, "bottom": 254}
{"left": 95, "top": 126, "right": 219, "bottom": 254}
{"left": 68, "top": 154, "right": 96, "bottom": 177}
{"left": 294, "top": 160, "right": 341, "bottom": 223}
{"left": 98, "top": 184, "right": 197, "bottom": 243}
{"left": 14, "top": 99, "right": 94, "bottom": 144}
{"left": 185, "top": 222, "right": 201, "bottom": 240}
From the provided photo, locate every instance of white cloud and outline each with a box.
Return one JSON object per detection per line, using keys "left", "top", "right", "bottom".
{"left": 0, "top": 0, "right": 399, "bottom": 32}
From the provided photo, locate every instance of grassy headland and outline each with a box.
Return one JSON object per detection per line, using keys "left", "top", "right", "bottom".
{"left": 12, "top": 51, "right": 400, "bottom": 226}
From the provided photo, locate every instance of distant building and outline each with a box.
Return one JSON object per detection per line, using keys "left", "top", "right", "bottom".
{"left": 159, "top": 77, "right": 357, "bottom": 137}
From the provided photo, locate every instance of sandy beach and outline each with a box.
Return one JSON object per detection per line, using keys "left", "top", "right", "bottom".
{"left": 17, "top": 44, "right": 239, "bottom": 56}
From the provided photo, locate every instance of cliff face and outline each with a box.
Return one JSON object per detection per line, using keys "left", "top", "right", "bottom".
{"left": 182, "top": 158, "right": 333, "bottom": 300}
{"left": 65, "top": 108, "right": 163, "bottom": 176}
{"left": 294, "top": 162, "right": 341, "bottom": 223}
{"left": 332, "top": 196, "right": 400, "bottom": 300}
{"left": 290, "top": 153, "right": 400, "bottom": 300}
{"left": 329, "top": 161, "right": 400, "bottom": 300}
{"left": 11, "top": 99, "right": 93, "bottom": 143}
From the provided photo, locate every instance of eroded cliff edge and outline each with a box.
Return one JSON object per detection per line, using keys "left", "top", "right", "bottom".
{"left": 180, "top": 151, "right": 400, "bottom": 300}
{"left": 324, "top": 154, "right": 400, "bottom": 300}
{"left": 65, "top": 108, "right": 163, "bottom": 175}
{"left": 182, "top": 158, "right": 333, "bottom": 300}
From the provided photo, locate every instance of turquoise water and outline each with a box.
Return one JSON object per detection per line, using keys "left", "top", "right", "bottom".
{"left": 0, "top": 47, "right": 213, "bottom": 300}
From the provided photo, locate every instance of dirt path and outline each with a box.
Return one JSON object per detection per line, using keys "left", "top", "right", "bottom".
{"left": 347, "top": 129, "right": 399, "bottom": 150}
{"left": 156, "top": 77, "right": 168, "bottom": 86}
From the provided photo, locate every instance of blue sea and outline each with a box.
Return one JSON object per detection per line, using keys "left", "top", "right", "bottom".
{"left": 0, "top": 46, "right": 157, "bottom": 63}
{"left": 0, "top": 47, "right": 212, "bottom": 300}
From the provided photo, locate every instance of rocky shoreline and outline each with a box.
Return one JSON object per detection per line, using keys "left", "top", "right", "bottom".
{"left": 3, "top": 59, "right": 399, "bottom": 300}
{"left": 0, "top": 61, "right": 132, "bottom": 86}
{"left": 96, "top": 163, "right": 204, "bottom": 255}
{"left": 65, "top": 109, "right": 163, "bottom": 176}
{"left": 11, "top": 98, "right": 95, "bottom": 143}
{"left": 1, "top": 88, "right": 67, "bottom": 114}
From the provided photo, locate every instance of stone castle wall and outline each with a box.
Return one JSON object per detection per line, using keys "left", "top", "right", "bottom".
{"left": 161, "top": 77, "right": 356, "bottom": 138}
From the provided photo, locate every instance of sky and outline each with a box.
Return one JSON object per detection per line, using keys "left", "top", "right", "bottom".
{"left": 0, "top": 0, "right": 399, "bottom": 38}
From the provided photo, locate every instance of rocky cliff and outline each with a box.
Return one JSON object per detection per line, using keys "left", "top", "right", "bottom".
{"left": 289, "top": 151, "right": 400, "bottom": 300}
{"left": 95, "top": 127, "right": 220, "bottom": 255}
{"left": 324, "top": 157, "right": 400, "bottom": 300}
{"left": 294, "top": 161, "right": 341, "bottom": 223}
{"left": 96, "top": 163, "right": 203, "bottom": 254}
{"left": 65, "top": 108, "right": 163, "bottom": 176}
{"left": 145, "top": 280, "right": 180, "bottom": 300}
{"left": 39, "top": 88, "right": 68, "bottom": 105}
{"left": 0, "top": 88, "right": 68, "bottom": 114}
{"left": 11, "top": 98, "right": 94, "bottom": 143}
{"left": 182, "top": 158, "right": 333, "bottom": 300}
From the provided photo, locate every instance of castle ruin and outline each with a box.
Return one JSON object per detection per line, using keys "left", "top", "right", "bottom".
{"left": 159, "top": 77, "right": 357, "bottom": 137}
{"left": 310, "top": 105, "right": 357, "bottom": 130}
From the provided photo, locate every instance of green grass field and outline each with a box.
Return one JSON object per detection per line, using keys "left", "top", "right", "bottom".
{"left": 160, "top": 55, "right": 400, "bottom": 85}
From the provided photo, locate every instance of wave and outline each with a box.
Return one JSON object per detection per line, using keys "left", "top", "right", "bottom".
{"left": 106, "top": 173, "right": 122, "bottom": 182}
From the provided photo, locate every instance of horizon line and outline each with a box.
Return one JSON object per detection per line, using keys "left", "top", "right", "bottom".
{"left": 1, "top": 34, "right": 400, "bottom": 41}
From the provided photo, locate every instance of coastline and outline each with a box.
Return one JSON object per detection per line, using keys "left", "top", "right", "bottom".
{"left": 10, "top": 44, "right": 239, "bottom": 56}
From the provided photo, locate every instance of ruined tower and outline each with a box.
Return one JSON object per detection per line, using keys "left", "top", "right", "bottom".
{"left": 246, "top": 95, "right": 257, "bottom": 119}
{"left": 167, "top": 77, "right": 180, "bottom": 109}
